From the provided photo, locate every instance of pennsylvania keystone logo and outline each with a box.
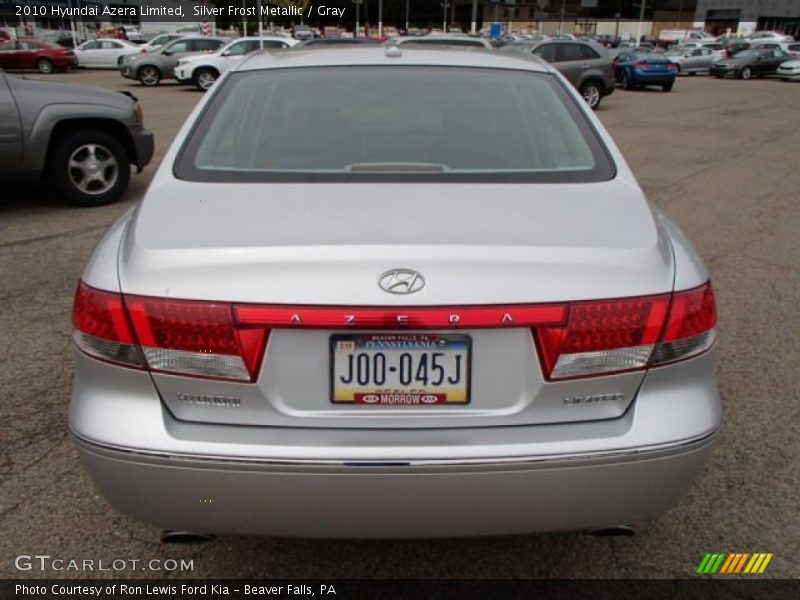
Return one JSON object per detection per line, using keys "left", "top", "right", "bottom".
{"left": 696, "top": 553, "right": 773, "bottom": 574}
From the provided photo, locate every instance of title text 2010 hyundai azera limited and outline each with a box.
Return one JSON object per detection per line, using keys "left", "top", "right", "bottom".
{"left": 70, "top": 47, "right": 720, "bottom": 538}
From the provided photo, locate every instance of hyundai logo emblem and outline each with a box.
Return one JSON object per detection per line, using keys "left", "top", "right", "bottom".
{"left": 378, "top": 269, "right": 425, "bottom": 295}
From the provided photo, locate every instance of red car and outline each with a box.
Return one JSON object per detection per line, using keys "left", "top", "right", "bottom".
{"left": 0, "top": 39, "right": 77, "bottom": 73}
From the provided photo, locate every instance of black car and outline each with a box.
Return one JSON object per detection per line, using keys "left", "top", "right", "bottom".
{"left": 710, "top": 48, "right": 791, "bottom": 79}
{"left": 718, "top": 37, "right": 750, "bottom": 57}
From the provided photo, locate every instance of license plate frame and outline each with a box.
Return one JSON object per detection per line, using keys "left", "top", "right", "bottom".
{"left": 329, "top": 333, "right": 472, "bottom": 406}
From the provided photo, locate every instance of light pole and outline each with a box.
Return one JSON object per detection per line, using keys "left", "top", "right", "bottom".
{"left": 68, "top": 0, "right": 77, "bottom": 48}
{"left": 441, "top": 0, "right": 449, "bottom": 32}
{"left": 242, "top": 0, "right": 248, "bottom": 35}
{"left": 406, "top": 0, "right": 410, "bottom": 31}
{"left": 634, "top": 0, "right": 647, "bottom": 45}
{"left": 257, "top": 0, "right": 263, "bottom": 48}
{"left": 378, "top": 0, "right": 383, "bottom": 37}
{"left": 353, "top": 0, "right": 362, "bottom": 36}
{"left": 470, "top": 0, "right": 477, "bottom": 34}
{"left": 558, "top": 0, "right": 566, "bottom": 34}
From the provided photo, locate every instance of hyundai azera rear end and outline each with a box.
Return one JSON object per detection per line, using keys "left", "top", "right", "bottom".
{"left": 70, "top": 47, "right": 720, "bottom": 538}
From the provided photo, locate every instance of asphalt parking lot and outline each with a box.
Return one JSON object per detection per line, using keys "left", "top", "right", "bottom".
{"left": 1, "top": 69, "right": 799, "bottom": 579}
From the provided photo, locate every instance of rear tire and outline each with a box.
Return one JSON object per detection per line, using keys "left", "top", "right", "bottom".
{"left": 137, "top": 65, "right": 161, "bottom": 86}
{"left": 49, "top": 130, "right": 131, "bottom": 207}
{"left": 738, "top": 66, "right": 752, "bottom": 80}
{"left": 662, "top": 82, "right": 674, "bottom": 92}
{"left": 193, "top": 67, "right": 219, "bottom": 92}
{"left": 622, "top": 72, "right": 635, "bottom": 90}
{"left": 37, "top": 58, "right": 54, "bottom": 74}
{"left": 579, "top": 81, "right": 602, "bottom": 109}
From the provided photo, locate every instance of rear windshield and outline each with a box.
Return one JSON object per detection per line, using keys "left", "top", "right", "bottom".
{"left": 175, "top": 66, "right": 614, "bottom": 183}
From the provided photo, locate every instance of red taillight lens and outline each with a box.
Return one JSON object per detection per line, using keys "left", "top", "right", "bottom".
{"left": 125, "top": 296, "right": 267, "bottom": 382}
{"left": 635, "top": 62, "right": 650, "bottom": 69}
{"left": 72, "top": 282, "right": 143, "bottom": 368}
{"left": 534, "top": 282, "right": 717, "bottom": 380}
{"left": 72, "top": 281, "right": 717, "bottom": 383}
{"left": 535, "top": 295, "right": 670, "bottom": 379}
{"left": 651, "top": 282, "right": 717, "bottom": 366}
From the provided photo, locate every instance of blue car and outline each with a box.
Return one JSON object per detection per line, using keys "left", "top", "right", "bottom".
{"left": 613, "top": 52, "right": 678, "bottom": 91}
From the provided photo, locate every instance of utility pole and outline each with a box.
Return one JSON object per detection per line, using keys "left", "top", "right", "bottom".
{"left": 406, "top": 0, "right": 410, "bottom": 31}
{"left": 635, "top": 0, "right": 646, "bottom": 44}
{"left": 442, "top": 0, "right": 448, "bottom": 32}
{"left": 470, "top": 0, "right": 477, "bottom": 34}
{"left": 379, "top": 0, "right": 383, "bottom": 37}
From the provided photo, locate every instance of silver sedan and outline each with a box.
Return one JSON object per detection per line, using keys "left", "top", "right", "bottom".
{"left": 71, "top": 47, "right": 721, "bottom": 539}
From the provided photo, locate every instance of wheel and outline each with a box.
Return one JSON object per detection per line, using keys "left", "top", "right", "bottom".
{"left": 738, "top": 67, "right": 751, "bottom": 80}
{"left": 622, "top": 72, "right": 635, "bottom": 90}
{"left": 714, "top": 73, "right": 724, "bottom": 79}
{"left": 193, "top": 67, "right": 219, "bottom": 92}
{"left": 689, "top": 71, "right": 697, "bottom": 76}
{"left": 49, "top": 130, "right": 130, "bottom": 206}
{"left": 37, "top": 58, "right": 54, "bottom": 74}
{"left": 117, "top": 56, "right": 124, "bottom": 66}
{"left": 662, "top": 82, "right": 674, "bottom": 92}
{"left": 579, "top": 81, "right": 602, "bottom": 109}
{"left": 137, "top": 65, "right": 161, "bottom": 86}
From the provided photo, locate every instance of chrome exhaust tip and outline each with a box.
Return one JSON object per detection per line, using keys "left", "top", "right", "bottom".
{"left": 160, "top": 530, "right": 216, "bottom": 544}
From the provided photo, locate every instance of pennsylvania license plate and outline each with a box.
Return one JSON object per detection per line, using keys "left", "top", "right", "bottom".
{"left": 330, "top": 334, "right": 471, "bottom": 405}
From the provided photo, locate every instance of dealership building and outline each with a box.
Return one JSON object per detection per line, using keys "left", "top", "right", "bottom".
{"left": 694, "top": 0, "right": 800, "bottom": 36}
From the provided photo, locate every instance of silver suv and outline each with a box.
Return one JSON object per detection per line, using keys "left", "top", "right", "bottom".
{"left": 119, "top": 36, "right": 226, "bottom": 86}
{"left": 501, "top": 39, "right": 615, "bottom": 109}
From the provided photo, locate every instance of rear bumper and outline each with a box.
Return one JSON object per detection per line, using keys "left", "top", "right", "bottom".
{"left": 630, "top": 70, "right": 676, "bottom": 85}
{"left": 70, "top": 348, "right": 721, "bottom": 538}
{"left": 74, "top": 430, "right": 717, "bottom": 538}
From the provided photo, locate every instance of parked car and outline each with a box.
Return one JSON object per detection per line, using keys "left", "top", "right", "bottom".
{"left": 292, "top": 25, "right": 315, "bottom": 40}
{"left": 613, "top": 52, "right": 677, "bottom": 91}
{"left": 747, "top": 31, "right": 795, "bottom": 44}
{"left": 388, "top": 34, "right": 492, "bottom": 49}
{"left": 595, "top": 34, "right": 621, "bottom": 48}
{"left": 710, "top": 48, "right": 792, "bottom": 79}
{"left": 74, "top": 38, "right": 141, "bottom": 68}
{"left": 174, "top": 36, "right": 299, "bottom": 91}
{"left": 658, "top": 29, "right": 715, "bottom": 47}
{"left": 120, "top": 36, "right": 227, "bottom": 86}
{"left": 0, "top": 39, "right": 77, "bottom": 73}
{"left": 748, "top": 40, "right": 800, "bottom": 56}
{"left": 500, "top": 39, "right": 615, "bottom": 109}
{"left": 140, "top": 33, "right": 185, "bottom": 53}
{"left": 69, "top": 46, "right": 720, "bottom": 540}
{"left": 664, "top": 46, "right": 718, "bottom": 74}
{"left": 717, "top": 37, "right": 750, "bottom": 57}
{"left": 777, "top": 58, "right": 800, "bottom": 80}
{"left": 0, "top": 71, "right": 153, "bottom": 205}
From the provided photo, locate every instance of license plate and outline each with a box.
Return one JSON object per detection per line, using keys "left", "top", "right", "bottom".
{"left": 330, "top": 334, "right": 470, "bottom": 405}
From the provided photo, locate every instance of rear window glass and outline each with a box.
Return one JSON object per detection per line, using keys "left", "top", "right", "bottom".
{"left": 176, "top": 66, "right": 614, "bottom": 183}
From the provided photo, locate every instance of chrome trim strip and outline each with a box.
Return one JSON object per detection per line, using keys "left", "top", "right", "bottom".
{"left": 71, "top": 427, "right": 720, "bottom": 469}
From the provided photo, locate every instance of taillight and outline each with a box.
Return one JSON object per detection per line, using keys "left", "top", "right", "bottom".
{"left": 72, "top": 281, "right": 716, "bottom": 384}
{"left": 72, "top": 282, "right": 267, "bottom": 382}
{"left": 534, "top": 282, "right": 717, "bottom": 380}
{"left": 651, "top": 282, "right": 717, "bottom": 366}
{"left": 125, "top": 296, "right": 267, "bottom": 382}
{"left": 635, "top": 62, "right": 650, "bottom": 69}
{"left": 72, "top": 282, "right": 144, "bottom": 368}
